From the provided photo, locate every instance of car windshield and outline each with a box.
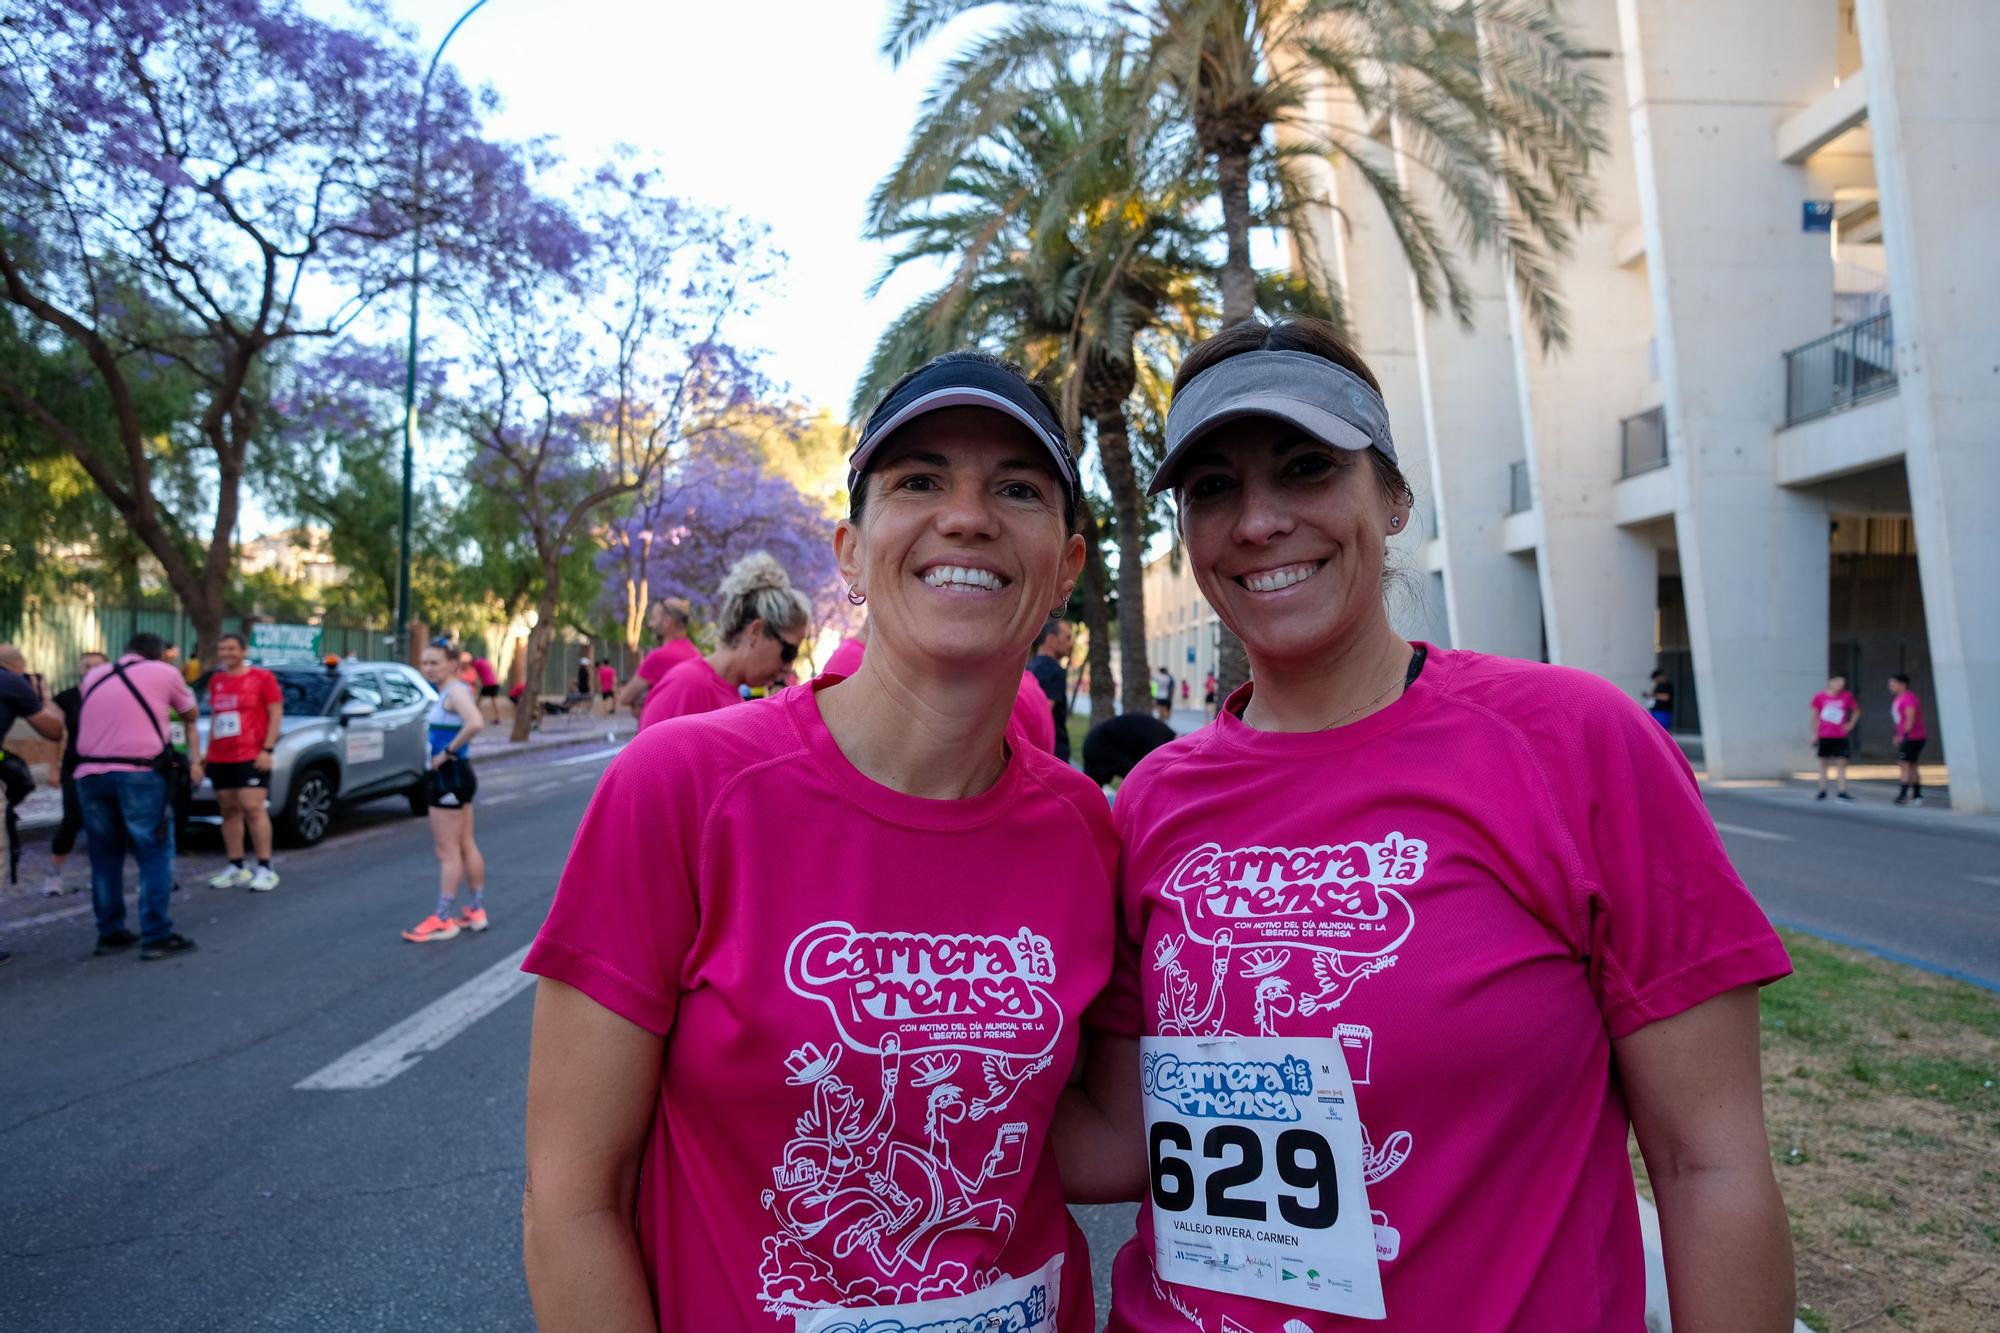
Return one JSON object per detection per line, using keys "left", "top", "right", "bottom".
{"left": 198, "top": 666, "right": 340, "bottom": 717}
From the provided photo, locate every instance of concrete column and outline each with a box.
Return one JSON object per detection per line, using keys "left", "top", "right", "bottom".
{"left": 1617, "top": 0, "right": 1837, "bottom": 778}
{"left": 1856, "top": 0, "right": 2000, "bottom": 812}
{"left": 1504, "top": 0, "right": 1658, "bottom": 692}
{"left": 1394, "top": 121, "right": 1542, "bottom": 661}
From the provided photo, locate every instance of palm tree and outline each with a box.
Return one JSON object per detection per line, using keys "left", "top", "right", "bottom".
{"left": 860, "top": 50, "right": 1217, "bottom": 719}
{"left": 883, "top": 0, "right": 1605, "bottom": 339}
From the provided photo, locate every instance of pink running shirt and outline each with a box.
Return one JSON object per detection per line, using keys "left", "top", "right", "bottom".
{"left": 524, "top": 679, "right": 1118, "bottom": 1329}
{"left": 1011, "top": 670, "right": 1057, "bottom": 754}
{"left": 820, "top": 636, "right": 866, "bottom": 679}
{"left": 637, "top": 637, "right": 700, "bottom": 686}
{"left": 1892, "top": 691, "right": 1925, "bottom": 741}
{"left": 1812, "top": 690, "right": 1858, "bottom": 739}
{"left": 73, "top": 656, "right": 196, "bottom": 778}
{"left": 1096, "top": 648, "right": 1791, "bottom": 1333}
{"left": 638, "top": 654, "right": 739, "bottom": 730}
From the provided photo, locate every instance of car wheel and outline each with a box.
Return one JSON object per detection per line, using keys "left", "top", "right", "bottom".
{"left": 406, "top": 782, "right": 428, "bottom": 817}
{"left": 283, "top": 766, "right": 337, "bottom": 847}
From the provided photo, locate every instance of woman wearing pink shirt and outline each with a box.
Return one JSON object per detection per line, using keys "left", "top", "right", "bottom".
{"left": 1058, "top": 319, "right": 1796, "bottom": 1332}
{"left": 1810, "top": 673, "right": 1861, "bottom": 802}
{"left": 523, "top": 352, "right": 1111, "bottom": 1330}
{"left": 635, "top": 552, "right": 811, "bottom": 731}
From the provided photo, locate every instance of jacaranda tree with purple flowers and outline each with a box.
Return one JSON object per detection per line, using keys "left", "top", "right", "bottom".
{"left": 599, "top": 430, "right": 842, "bottom": 660}
{"left": 443, "top": 165, "right": 779, "bottom": 740}
{"left": 0, "top": 0, "right": 525, "bottom": 658}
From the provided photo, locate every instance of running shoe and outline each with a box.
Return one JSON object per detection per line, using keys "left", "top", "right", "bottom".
{"left": 1836, "top": 792, "right": 1856, "bottom": 803}
{"left": 402, "top": 914, "right": 460, "bottom": 943}
{"left": 453, "top": 906, "right": 490, "bottom": 933}
{"left": 209, "top": 865, "right": 251, "bottom": 889}
{"left": 40, "top": 871, "right": 64, "bottom": 897}
{"left": 248, "top": 867, "right": 280, "bottom": 893}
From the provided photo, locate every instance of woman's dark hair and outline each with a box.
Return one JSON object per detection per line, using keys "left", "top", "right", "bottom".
{"left": 1172, "top": 317, "right": 1413, "bottom": 506}
{"left": 851, "top": 350, "right": 1081, "bottom": 535}
{"left": 1891, "top": 672, "right": 1911, "bottom": 686}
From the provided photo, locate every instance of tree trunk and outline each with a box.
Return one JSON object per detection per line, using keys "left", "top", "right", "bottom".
{"left": 1077, "top": 505, "right": 1117, "bottom": 727}
{"left": 1216, "top": 145, "right": 1258, "bottom": 326}
{"left": 510, "top": 572, "right": 562, "bottom": 742}
{"left": 1094, "top": 406, "right": 1155, "bottom": 716}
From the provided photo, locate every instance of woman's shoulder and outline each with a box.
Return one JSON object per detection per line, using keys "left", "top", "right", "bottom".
{"left": 1434, "top": 649, "right": 1647, "bottom": 729}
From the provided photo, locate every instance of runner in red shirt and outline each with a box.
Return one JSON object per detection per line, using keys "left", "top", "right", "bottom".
{"left": 204, "top": 632, "right": 285, "bottom": 892}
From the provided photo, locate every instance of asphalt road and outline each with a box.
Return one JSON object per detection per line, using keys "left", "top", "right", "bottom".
{"left": 1, "top": 748, "right": 1990, "bottom": 1332}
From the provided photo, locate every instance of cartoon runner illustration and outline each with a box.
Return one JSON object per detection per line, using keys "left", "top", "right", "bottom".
{"left": 763, "top": 1035, "right": 902, "bottom": 1239}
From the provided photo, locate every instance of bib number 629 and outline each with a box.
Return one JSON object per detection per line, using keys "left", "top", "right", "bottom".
{"left": 1149, "top": 1120, "right": 1340, "bottom": 1229}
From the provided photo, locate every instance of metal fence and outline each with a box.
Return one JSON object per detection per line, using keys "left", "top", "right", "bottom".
{"left": 0, "top": 602, "right": 391, "bottom": 689}
{"left": 1506, "top": 459, "right": 1533, "bottom": 515}
{"left": 1619, "top": 405, "right": 1669, "bottom": 478}
{"left": 1783, "top": 311, "right": 1897, "bottom": 426}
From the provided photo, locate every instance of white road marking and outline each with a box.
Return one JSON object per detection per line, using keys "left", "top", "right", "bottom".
{"left": 523, "top": 781, "right": 567, "bottom": 795}
{"left": 479, "top": 791, "right": 521, "bottom": 805}
{"left": 1969, "top": 874, "right": 2000, "bottom": 887}
{"left": 5, "top": 900, "right": 95, "bottom": 929}
{"left": 1713, "top": 821, "right": 1794, "bottom": 843}
{"left": 541, "top": 745, "right": 626, "bottom": 768}
{"left": 295, "top": 943, "right": 535, "bottom": 1091}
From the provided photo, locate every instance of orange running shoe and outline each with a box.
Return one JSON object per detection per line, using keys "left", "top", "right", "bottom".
{"left": 454, "top": 906, "right": 489, "bottom": 933}
{"left": 401, "top": 913, "right": 460, "bottom": 943}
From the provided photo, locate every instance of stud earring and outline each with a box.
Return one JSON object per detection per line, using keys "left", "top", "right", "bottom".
{"left": 1390, "top": 516, "right": 1403, "bottom": 530}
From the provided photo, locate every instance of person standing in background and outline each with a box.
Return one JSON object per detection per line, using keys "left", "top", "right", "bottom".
{"left": 574, "top": 651, "right": 593, "bottom": 701}
{"left": 1151, "top": 664, "right": 1173, "bottom": 722}
{"left": 1, "top": 646, "right": 64, "bottom": 918}
{"left": 1646, "top": 669, "right": 1675, "bottom": 729}
{"left": 202, "top": 633, "right": 284, "bottom": 892}
{"left": 595, "top": 659, "right": 617, "bottom": 717}
{"left": 471, "top": 651, "right": 500, "bottom": 724}
{"left": 638, "top": 554, "right": 810, "bottom": 731}
{"left": 615, "top": 597, "right": 698, "bottom": 715}
{"left": 1811, "top": 673, "right": 1861, "bottom": 803}
{"left": 1026, "top": 618, "right": 1074, "bottom": 762}
{"left": 73, "top": 633, "right": 203, "bottom": 960}
{"left": 1889, "top": 673, "right": 1927, "bottom": 806}
{"left": 43, "top": 651, "right": 109, "bottom": 896}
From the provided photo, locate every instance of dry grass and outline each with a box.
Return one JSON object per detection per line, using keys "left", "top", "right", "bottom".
{"left": 1635, "top": 930, "right": 1999, "bottom": 1330}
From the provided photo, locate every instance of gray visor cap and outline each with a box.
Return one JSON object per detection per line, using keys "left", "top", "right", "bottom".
{"left": 1150, "top": 349, "right": 1395, "bottom": 496}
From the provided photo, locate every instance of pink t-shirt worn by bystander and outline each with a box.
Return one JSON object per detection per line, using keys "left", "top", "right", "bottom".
{"left": 637, "top": 637, "right": 700, "bottom": 687}
{"left": 1095, "top": 647, "right": 1791, "bottom": 1333}
{"left": 1812, "top": 690, "right": 1858, "bottom": 739}
{"left": 523, "top": 678, "right": 1118, "bottom": 1330}
{"left": 638, "top": 655, "right": 740, "bottom": 730}
{"left": 73, "top": 656, "right": 196, "bottom": 779}
{"left": 1893, "top": 691, "right": 1925, "bottom": 741}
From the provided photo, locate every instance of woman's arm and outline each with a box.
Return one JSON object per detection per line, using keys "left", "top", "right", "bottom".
{"left": 523, "top": 977, "right": 662, "bottom": 1332}
{"left": 449, "top": 682, "right": 485, "bottom": 743}
{"left": 1616, "top": 985, "right": 1794, "bottom": 1333}
{"left": 1052, "top": 1030, "right": 1146, "bottom": 1204}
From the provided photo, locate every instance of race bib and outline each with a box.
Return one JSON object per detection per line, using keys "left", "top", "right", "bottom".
{"left": 792, "top": 1252, "right": 1061, "bottom": 1332}
{"left": 167, "top": 720, "right": 188, "bottom": 746}
{"left": 211, "top": 710, "right": 242, "bottom": 739}
{"left": 1142, "top": 1035, "right": 1385, "bottom": 1319}
{"left": 1819, "top": 701, "right": 1846, "bottom": 724}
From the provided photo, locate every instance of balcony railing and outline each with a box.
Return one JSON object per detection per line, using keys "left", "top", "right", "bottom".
{"left": 1619, "top": 405, "right": 1668, "bottom": 478}
{"left": 1506, "top": 459, "right": 1532, "bottom": 515}
{"left": 1784, "top": 311, "right": 1896, "bottom": 426}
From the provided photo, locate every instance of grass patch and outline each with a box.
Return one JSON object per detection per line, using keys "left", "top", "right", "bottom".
{"left": 1752, "top": 929, "right": 1999, "bottom": 1330}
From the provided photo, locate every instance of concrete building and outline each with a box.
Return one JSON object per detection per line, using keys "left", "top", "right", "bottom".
{"left": 1146, "top": 0, "right": 1997, "bottom": 811}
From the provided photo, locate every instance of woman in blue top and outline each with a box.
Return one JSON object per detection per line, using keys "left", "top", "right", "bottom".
{"left": 406, "top": 643, "right": 488, "bottom": 942}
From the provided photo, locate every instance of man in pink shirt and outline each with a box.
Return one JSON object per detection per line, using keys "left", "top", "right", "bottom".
{"left": 1889, "top": 673, "right": 1927, "bottom": 806}
{"left": 615, "top": 596, "right": 698, "bottom": 715}
{"left": 73, "top": 633, "right": 203, "bottom": 959}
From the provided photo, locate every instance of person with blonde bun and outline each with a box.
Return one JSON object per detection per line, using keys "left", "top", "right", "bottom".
{"left": 636, "top": 553, "right": 812, "bottom": 731}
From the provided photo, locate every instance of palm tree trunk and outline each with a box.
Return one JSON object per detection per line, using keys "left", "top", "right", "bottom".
{"left": 1077, "top": 505, "right": 1117, "bottom": 726}
{"left": 1094, "top": 406, "right": 1155, "bottom": 716}
{"left": 1217, "top": 145, "right": 1258, "bottom": 325}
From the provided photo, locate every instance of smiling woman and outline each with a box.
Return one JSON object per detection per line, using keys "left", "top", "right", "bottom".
{"left": 1061, "top": 318, "right": 1801, "bottom": 1333}
{"left": 521, "top": 352, "right": 1119, "bottom": 1331}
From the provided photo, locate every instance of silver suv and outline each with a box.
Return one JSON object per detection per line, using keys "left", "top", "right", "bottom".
{"left": 191, "top": 660, "right": 437, "bottom": 846}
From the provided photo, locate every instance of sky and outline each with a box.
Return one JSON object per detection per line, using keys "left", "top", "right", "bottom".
{"left": 383, "top": 0, "right": 987, "bottom": 420}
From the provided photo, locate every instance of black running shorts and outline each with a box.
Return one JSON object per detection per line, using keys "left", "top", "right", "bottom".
{"left": 426, "top": 755, "right": 478, "bottom": 808}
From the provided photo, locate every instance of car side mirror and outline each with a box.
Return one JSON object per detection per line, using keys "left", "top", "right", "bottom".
{"left": 339, "top": 699, "right": 378, "bottom": 724}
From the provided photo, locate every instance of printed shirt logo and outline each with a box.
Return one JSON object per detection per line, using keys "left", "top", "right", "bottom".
{"left": 1147, "top": 831, "right": 1428, "bottom": 1307}
{"left": 761, "top": 921, "right": 1067, "bottom": 1322}
{"left": 1142, "top": 1051, "right": 1313, "bottom": 1121}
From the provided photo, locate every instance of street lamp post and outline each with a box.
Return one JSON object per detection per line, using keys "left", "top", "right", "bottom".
{"left": 396, "top": 0, "right": 491, "bottom": 662}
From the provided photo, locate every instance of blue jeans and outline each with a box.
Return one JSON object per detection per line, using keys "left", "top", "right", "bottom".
{"left": 79, "top": 770, "right": 176, "bottom": 943}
